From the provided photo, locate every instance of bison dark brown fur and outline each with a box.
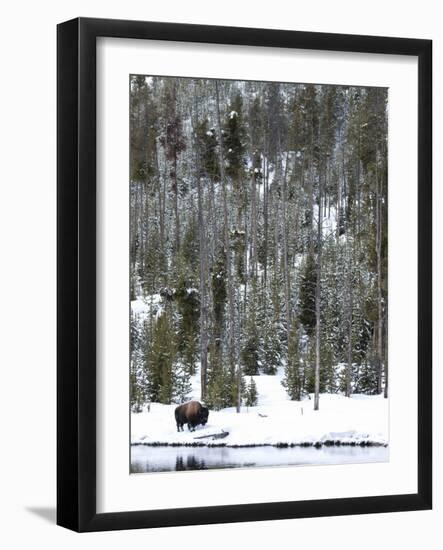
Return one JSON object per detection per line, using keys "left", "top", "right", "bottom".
{"left": 175, "top": 401, "right": 209, "bottom": 432}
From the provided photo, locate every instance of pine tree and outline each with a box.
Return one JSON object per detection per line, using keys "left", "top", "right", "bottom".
{"left": 283, "top": 319, "right": 303, "bottom": 400}
{"left": 181, "top": 215, "right": 199, "bottom": 276}
{"left": 130, "top": 312, "right": 145, "bottom": 411}
{"left": 175, "top": 274, "right": 200, "bottom": 375}
{"left": 241, "top": 280, "right": 260, "bottom": 375}
{"left": 298, "top": 252, "right": 317, "bottom": 336}
{"left": 215, "top": 80, "right": 242, "bottom": 412}
{"left": 224, "top": 93, "right": 246, "bottom": 186}
{"left": 146, "top": 308, "right": 184, "bottom": 404}
{"left": 262, "top": 330, "right": 281, "bottom": 375}
{"left": 205, "top": 247, "right": 229, "bottom": 410}
{"left": 172, "top": 363, "right": 192, "bottom": 404}
{"left": 196, "top": 118, "right": 220, "bottom": 182}
{"left": 244, "top": 377, "right": 258, "bottom": 407}
{"left": 261, "top": 270, "right": 284, "bottom": 375}
{"left": 206, "top": 349, "right": 232, "bottom": 410}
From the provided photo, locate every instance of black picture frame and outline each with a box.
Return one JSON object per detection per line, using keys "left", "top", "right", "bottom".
{"left": 57, "top": 17, "right": 432, "bottom": 532}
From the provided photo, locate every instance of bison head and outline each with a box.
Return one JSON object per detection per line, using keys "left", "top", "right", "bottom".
{"left": 200, "top": 406, "right": 209, "bottom": 426}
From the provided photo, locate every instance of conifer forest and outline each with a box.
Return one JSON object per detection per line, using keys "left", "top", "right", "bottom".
{"left": 129, "top": 75, "right": 388, "bottom": 419}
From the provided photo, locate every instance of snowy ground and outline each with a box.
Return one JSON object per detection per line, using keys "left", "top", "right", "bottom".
{"left": 131, "top": 368, "right": 388, "bottom": 447}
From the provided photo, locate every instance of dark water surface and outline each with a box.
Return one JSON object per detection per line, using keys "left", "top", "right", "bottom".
{"left": 131, "top": 444, "right": 388, "bottom": 473}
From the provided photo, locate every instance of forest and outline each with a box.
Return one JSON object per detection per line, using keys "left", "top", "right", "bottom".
{"left": 129, "top": 75, "right": 388, "bottom": 414}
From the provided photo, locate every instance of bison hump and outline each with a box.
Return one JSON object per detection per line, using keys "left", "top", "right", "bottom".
{"left": 175, "top": 400, "right": 202, "bottom": 417}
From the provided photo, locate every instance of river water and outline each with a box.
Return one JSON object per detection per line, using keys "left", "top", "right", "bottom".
{"left": 131, "top": 444, "right": 388, "bottom": 473}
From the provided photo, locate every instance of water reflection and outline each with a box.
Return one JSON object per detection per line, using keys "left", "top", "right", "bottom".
{"left": 176, "top": 455, "right": 207, "bottom": 470}
{"left": 131, "top": 444, "right": 388, "bottom": 473}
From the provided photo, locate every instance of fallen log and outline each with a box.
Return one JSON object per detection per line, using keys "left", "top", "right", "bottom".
{"left": 193, "top": 430, "right": 229, "bottom": 440}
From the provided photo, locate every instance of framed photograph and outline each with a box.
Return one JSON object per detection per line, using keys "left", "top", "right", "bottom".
{"left": 57, "top": 17, "right": 432, "bottom": 532}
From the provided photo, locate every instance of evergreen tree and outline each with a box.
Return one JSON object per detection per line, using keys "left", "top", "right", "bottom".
{"left": 224, "top": 93, "right": 247, "bottom": 185}
{"left": 175, "top": 274, "right": 200, "bottom": 375}
{"left": 244, "top": 377, "right": 258, "bottom": 407}
{"left": 241, "top": 280, "right": 260, "bottom": 375}
{"left": 130, "top": 312, "right": 145, "bottom": 411}
{"left": 283, "top": 319, "right": 303, "bottom": 400}
{"left": 206, "top": 350, "right": 232, "bottom": 410}
{"left": 261, "top": 270, "right": 284, "bottom": 375}
{"left": 145, "top": 308, "right": 191, "bottom": 405}
{"left": 298, "top": 252, "right": 317, "bottom": 336}
{"left": 172, "top": 363, "right": 192, "bottom": 404}
{"left": 196, "top": 118, "right": 220, "bottom": 182}
{"left": 181, "top": 214, "right": 199, "bottom": 276}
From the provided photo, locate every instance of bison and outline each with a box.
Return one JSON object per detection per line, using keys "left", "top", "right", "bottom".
{"left": 175, "top": 401, "right": 209, "bottom": 432}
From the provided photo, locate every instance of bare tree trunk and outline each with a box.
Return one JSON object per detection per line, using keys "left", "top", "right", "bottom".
{"left": 345, "top": 258, "right": 353, "bottom": 398}
{"left": 210, "top": 178, "right": 217, "bottom": 259}
{"left": 356, "top": 118, "right": 362, "bottom": 251}
{"left": 282, "top": 150, "right": 291, "bottom": 332}
{"left": 251, "top": 169, "right": 258, "bottom": 279}
{"left": 337, "top": 128, "right": 344, "bottom": 244}
{"left": 192, "top": 93, "right": 208, "bottom": 402}
{"left": 244, "top": 205, "right": 248, "bottom": 318}
{"left": 171, "top": 83, "right": 181, "bottom": 256}
{"left": 345, "top": 161, "right": 354, "bottom": 399}
{"left": 263, "top": 148, "right": 269, "bottom": 290}
{"left": 215, "top": 81, "right": 240, "bottom": 412}
{"left": 274, "top": 158, "right": 280, "bottom": 270}
{"left": 375, "top": 149, "right": 385, "bottom": 396}
{"left": 160, "top": 152, "right": 167, "bottom": 284}
{"left": 198, "top": 201, "right": 208, "bottom": 401}
{"left": 173, "top": 154, "right": 180, "bottom": 254}
{"left": 308, "top": 122, "right": 315, "bottom": 256}
{"left": 383, "top": 302, "right": 388, "bottom": 398}
{"left": 314, "top": 174, "right": 323, "bottom": 411}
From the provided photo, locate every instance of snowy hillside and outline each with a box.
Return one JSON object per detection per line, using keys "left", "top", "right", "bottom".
{"left": 131, "top": 369, "right": 388, "bottom": 447}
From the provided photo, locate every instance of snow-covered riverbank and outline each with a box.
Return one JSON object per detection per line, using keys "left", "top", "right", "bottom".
{"left": 131, "top": 369, "right": 388, "bottom": 447}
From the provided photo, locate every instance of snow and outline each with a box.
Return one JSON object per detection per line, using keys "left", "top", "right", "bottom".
{"left": 131, "top": 368, "right": 388, "bottom": 448}
{"left": 229, "top": 110, "right": 238, "bottom": 119}
{"left": 312, "top": 203, "right": 338, "bottom": 238}
{"left": 131, "top": 294, "right": 162, "bottom": 321}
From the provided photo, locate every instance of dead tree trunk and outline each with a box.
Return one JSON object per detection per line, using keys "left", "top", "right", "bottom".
{"left": 251, "top": 167, "right": 258, "bottom": 279}
{"left": 192, "top": 94, "right": 208, "bottom": 402}
{"left": 345, "top": 177, "right": 354, "bottom": 399}
{"left": 375, "top": 148, "right": 385, "bottom": 396}
{"left": 263, "top": 145, "right": 269, "bottom": 290}
{"left": 345, "top": 256, "right": 353, "bottom": 398}
{"left": 282, "top": 149, "right": 291, "bottom": 333}
{"left": 215, "top": 81, "right": 240, "bottom": 412}
{"left": 314, "top": 174, "right": 323, "bottom": 411}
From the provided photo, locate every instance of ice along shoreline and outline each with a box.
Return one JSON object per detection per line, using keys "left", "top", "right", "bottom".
{"left": 131, "top": 440, "right": 388, "bottom": 448}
